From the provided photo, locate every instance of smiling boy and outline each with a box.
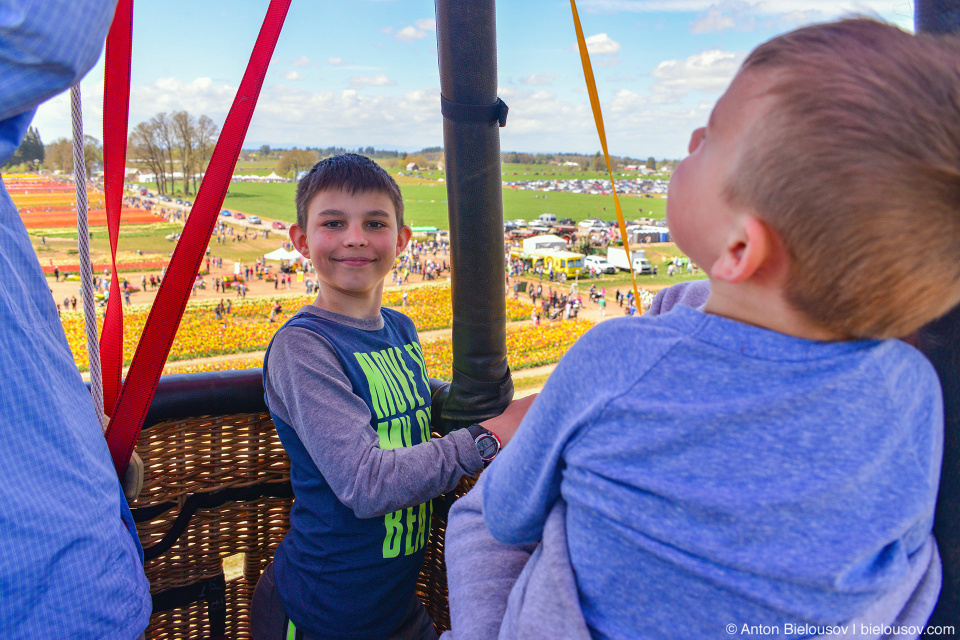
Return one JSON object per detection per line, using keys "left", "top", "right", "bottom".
{"left": 252, "top": 154, "right": 529, "bottom": 640}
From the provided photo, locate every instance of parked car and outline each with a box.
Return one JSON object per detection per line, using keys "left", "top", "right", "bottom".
{"left": 584, "top": 255, "right": 616, "bottom": 274}
{"left": 559, "top": 217, "right": 575, "bottom": 225}
{"left": 509, "top": 218, "right": 527, "bottom": 228}
{"left": 504, "top": 221, "right": 517, "bottom": 232}
{"left": 578, "top": 218, "right": 604, "bottom": 229}
{"left": 220, "top": 209, "right": 232, "bottom": 217}
{"left": 272, "top": 221, "right": 286, "bottom": 230}
{"left": 233, "top": 212, "right": 245, "bottom": 220}
{"left": 247, "top": 215, "right": 261, "bottom": 224}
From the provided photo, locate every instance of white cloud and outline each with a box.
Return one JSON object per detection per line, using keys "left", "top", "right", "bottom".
{"left": 349, "top": 73, "right": 391, "bottom": 89}
{"left": 576, "top": 33, "right": 620, "bottom": 56}
{"left": 398, "top": 25, "right": 426, "bottom": 42}
{"left": 495, "top": 85, "right": 706, "bottom": 158}
{"left": 284, "top": 71, "right": 303, "bottom": 81}
{"left": 131, "top": 77, "right": 237, "bottom": 118}
{"left": 328, "top": 57, "right": 343, "bottom": 66}
{"left": 242, "top": 84, "right": 446, "bottom": 148}
{"left": 292, "top": 56, "right": 310, "bottom": 68}
{"left": 649, "top": 48, "right": 745, "bottom": 104}
{"left": 691, "top": 8, "right": 737, "bottom": 32}
{"left": 521, "top": 72, "right": 558, "bottom": 86}
{"left": 578, "top": 0, "right": 912, "bottom": 30}
{"left": 389, "top": 19, "right": 436, "bottom": 43}
{"left": 32, "top": 67, "right": 706, "bottom": 160}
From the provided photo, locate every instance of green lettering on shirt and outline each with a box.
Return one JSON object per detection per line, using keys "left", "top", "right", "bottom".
{"left": 355, "top": 352, "right": 395, "bottom": 419}
{"left": 416, "top": 408, "right": 432, "bottom": 443}
{"left": 380, "top": 347, "right": 414, "bottom": 408}
{"left": 371, "top": 351, "right": 407, "bottom": 414}
{"left": 378, "top": 417, "right": 404, "bottom": 450}
{"left": 383, "top": 509, "right": 403, "bottom": 558}
{"left": 415, "top": 501, "right": 428, "bottom": 552}
{"left": 405, "top": 506, "right": 418, "bottom": 556}
{"left": 395, "top": 346, "right": 426, "bottom": 408}
{"left": 404, "top": 343, "right": 431, "bottom": 390}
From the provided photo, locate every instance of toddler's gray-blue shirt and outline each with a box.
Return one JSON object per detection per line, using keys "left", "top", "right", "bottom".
{"left": 484, "top": 300, "right": 943, "bottom": 639}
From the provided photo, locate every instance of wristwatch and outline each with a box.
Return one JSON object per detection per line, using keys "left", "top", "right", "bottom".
{"left": 466, "top": 424, "right": 501, "bottom": 466}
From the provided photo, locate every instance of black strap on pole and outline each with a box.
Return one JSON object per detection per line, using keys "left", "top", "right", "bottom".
{"left": 916, "top": 0, "right": 960, "bottom": 629}
{"left": 433, "top": 0, "right": 514, "bottom": 430}
{"left": 441, "top": 96, "right": 508, "bottom": 127}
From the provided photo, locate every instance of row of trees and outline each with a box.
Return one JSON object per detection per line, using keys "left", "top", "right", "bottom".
{"left": 128, "top": 111, "right": 218, "bottom": 196}
{"left": 4, "top": 127, "right": 44, "bottom": 170}
{"left": 252, "top": 144, "right": 405, "bottom": 161}
{"left": 45, "top": 136, "right": 102, "bottom": 178}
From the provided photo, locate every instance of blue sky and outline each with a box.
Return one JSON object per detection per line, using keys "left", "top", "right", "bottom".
{"left": 32, "top": 0, "right": 915, "bottom": 160}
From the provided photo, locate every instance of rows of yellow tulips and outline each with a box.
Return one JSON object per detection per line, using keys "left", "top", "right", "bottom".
{"left": 63, "top": 283, "right": 584, "bottom": 373}
{"left": 163, "top": 319, "right": 594, "bottom": 380}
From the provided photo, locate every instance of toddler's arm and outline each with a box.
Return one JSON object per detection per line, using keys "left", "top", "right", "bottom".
{"left": 267, "top": 327, "right": 483, "bottom": 519}
{"left": 442, "top": 472, "right": 537, "bottom": 640}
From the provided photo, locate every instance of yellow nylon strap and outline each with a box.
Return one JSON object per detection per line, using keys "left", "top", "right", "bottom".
{"left": 570, "top": 0, "right": 642, "bottom": 309}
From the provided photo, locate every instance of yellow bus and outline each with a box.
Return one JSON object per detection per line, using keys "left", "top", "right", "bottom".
{"left": 510, "top": 248, "right": 583, "bottom": 280}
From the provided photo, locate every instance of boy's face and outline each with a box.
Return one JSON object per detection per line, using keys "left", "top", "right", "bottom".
{"left": 666, "top": 70, "right": 773, "bottom": 273}
{"left": 291, "top": 188, "right": 411, "bottom": 302}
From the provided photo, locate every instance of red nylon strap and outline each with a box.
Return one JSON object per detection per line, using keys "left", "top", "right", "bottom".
{"left": 105, "top": 0, "right": 292, "bottom": 477}
{"left": 100, "top": 0, "right": 134, "bottom": 418}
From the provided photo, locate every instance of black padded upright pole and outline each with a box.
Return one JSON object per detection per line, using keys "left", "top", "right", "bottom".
{"left": 434, "top": 0, "right": 513, "bottom": 429}
{"left": 916, "top": 0, "right": 960, "bottom": 628}
{"left": 916, "top": 0, "right": 960, "bottom": 34}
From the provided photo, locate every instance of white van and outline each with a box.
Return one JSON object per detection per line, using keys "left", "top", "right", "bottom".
{"left": 537, "top": 213, "right": 557, "bottom": 226}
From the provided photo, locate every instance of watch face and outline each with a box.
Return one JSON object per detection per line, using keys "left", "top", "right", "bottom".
{"left": 476, "top": 434, "right": 499, "bottom": 461}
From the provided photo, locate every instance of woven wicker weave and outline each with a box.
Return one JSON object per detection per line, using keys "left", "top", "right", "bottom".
{"left": 134, "top": 412, "right": 473, "bottom": 639}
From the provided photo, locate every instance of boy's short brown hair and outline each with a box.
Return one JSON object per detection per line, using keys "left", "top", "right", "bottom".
{"left": 295, "top": 153, "right": 405, "bottom": 231}
{"left": 726, "top": 18, "right": 960, "bottom": 338}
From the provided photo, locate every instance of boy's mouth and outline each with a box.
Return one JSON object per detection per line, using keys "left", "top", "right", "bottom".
{"left": 335, "top": 257, "right": 375, "bottom": 266}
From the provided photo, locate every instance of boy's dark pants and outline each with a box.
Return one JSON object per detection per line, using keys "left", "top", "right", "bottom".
{"left": 251, "top": 562, "right": 439, "bottom": 640}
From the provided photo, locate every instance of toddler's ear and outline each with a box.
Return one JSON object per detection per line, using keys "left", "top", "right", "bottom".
{"left": 710, "top": 215, "right": 771, "bottom": 284}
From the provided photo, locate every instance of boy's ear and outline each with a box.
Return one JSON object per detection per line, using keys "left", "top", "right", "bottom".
{"left": 709, "top": 215, "right": 771, "bottom": 284}
{"left": 290, "top": 224, "right": 309, "bottom": 259}
{"left": 396, "top": 225, "right": 412, "bottom": 255}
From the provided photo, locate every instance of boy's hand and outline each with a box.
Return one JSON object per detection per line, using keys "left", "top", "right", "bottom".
{"left": 480, "top": 393, "right": 538, "bottom": 447}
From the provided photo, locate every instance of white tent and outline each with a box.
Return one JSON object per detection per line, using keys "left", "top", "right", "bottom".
{"left": 522, "top": 234, "right": 566, "bottom": 253}
{"left": 263, "top": 248, "right": 303, "bottom": 261}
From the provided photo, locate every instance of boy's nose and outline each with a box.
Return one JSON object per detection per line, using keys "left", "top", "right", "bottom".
{"left": 344, "top": 226, "right": 368, "bottom": 247}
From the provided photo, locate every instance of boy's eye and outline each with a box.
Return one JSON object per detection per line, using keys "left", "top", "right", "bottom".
{"left": 322, "top": 220, "right": 343, "bottom": 228}
{"left": 367, "top": 221, "right": 386, "bottom": 228}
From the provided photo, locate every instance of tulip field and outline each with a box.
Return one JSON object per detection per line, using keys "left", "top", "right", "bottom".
{"left": 63, "top": 283, "right": 592, "bottom": 378}
{"left": 161, "top": 320, "right": 593, "bottom": 381}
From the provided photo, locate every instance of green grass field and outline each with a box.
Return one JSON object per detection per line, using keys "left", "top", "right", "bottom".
{"left": 212, "top": 179, "right": 667, "bottom": 230}
{"left": 145, "top": 160, "right": 670, "bottom": 231}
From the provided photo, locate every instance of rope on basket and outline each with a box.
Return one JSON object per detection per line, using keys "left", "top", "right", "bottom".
{"left": 71, "top": 84, "right": 106, "bottom": 432}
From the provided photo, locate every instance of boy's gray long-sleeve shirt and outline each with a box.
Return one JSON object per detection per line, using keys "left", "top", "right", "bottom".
{"left": 265, "top": 304, "right": 482, "bottom": 519}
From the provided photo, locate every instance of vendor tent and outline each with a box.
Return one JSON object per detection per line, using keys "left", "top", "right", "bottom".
{"left": 263, "top": 247, "right": 303, "bottom": 261}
